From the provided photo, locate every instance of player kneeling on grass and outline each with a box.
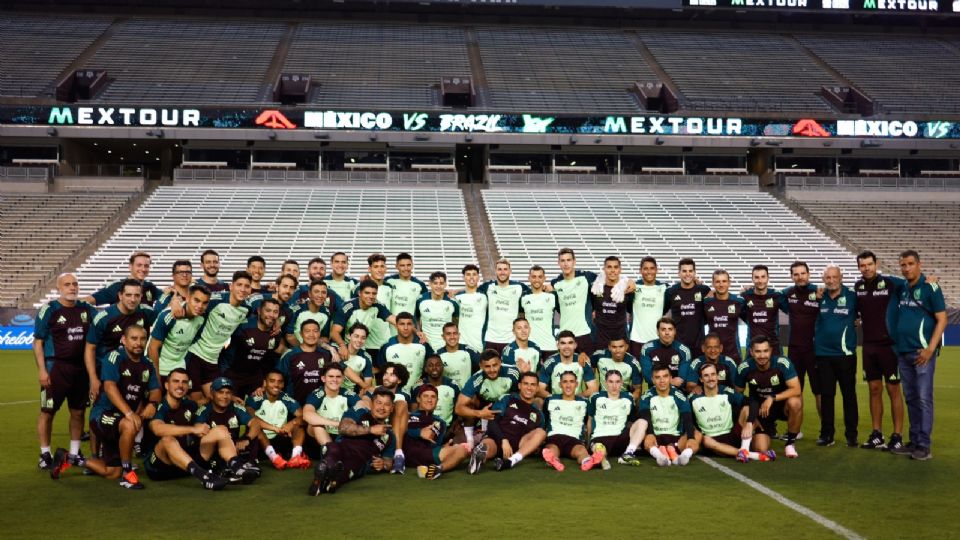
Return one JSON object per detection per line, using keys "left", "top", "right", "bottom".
{"left": 587, "top": 370, "right": 641, "bottom": 469}
{"left": 245, "top": 369, "right": 309, "bottom": 470}
{"left": 541, "top": 371, "right": 606, "bottom": 472}
{"left": 639, "top": 364, "right": 698, "bottom": 467}
{"left": 735, "top": 336, "right": 803, "bottom": 458}
{"left": 303, "top": 363, "right": 361, "bottom": 456}
{"left": 53, "top": 325, "right": 160, "bottom": 489}
{"left": 404, "top": 385, "right": 470, "bottom": 480}
{"left": 468, "top": 371, "right": 546, "bottom": 473}
{"left": 142, "top": 368, "right": 245, "bottom": 490}
{"left": 195, "top": 377, "right": 263, "bottom": 479}
{"left": 690, "top": 363, "right": 773, "bottom": 463}
{"left": 358, "top": 362, "right": 412, "bottom": 474}
{"left": 309, "top": 388, "right": 396, "bottom": 496}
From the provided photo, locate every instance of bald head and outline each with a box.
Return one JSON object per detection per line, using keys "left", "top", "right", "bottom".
{"left": 57, "top": 273, "right": 79, "bottom": 302}
{"left": 822, "top": 265, "right": 842, "bottom": 292}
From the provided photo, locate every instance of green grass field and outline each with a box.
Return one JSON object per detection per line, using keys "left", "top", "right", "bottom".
{"left": 1, "top": 349, "right": 957, "bottom": 539}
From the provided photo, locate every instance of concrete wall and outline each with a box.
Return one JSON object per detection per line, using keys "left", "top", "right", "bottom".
{"left": 786, "top": 189, "right": 960, "bottom": 202}
{"left": 53, "top": 177, "right": 144, "bottom": 192}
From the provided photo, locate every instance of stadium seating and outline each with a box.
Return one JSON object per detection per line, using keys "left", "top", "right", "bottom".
{"left": 794, "top": 199, "right": 960, "bottom": 305}
{"left": 0, "top": 192, "right": 134, "bottom": 307}
{"left": 481, "top": 188, "right": 856, "bottom": 291}
{"left": 40, "top": 185, "right": 476, "bottom": 305}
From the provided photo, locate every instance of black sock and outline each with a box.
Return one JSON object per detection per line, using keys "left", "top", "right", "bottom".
{"left": 786, "top": 432, "right": 798, "bottom": 445}
{"left": 228, "top": 457, "right": 242, "bottom": 472}
{"left": 187, "top": 462, "right": 208, "bottom": 480}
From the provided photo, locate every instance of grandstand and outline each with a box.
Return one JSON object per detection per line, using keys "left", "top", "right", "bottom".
{"left": 482, "top": 188, "right": 856, "bottom": 291}
{"left": 39, "top": 185, "right": 476, "bottom": 305}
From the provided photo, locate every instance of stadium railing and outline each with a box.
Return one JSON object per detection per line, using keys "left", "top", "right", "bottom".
{"left": 488, "top": 173, "right": 757, "bottom": 190}
{"left": 783, "top": 176, "right": 960, "bottom": 191}
{"left": 174, "top": 168, "right": 457, "bottom": 185}
{"left": 0, "top": 166, "right": 52, "bottom": 182}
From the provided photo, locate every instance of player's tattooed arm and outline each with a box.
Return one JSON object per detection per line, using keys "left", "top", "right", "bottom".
{"left": 338, "top": 417, "right": 370, "bottom": 436}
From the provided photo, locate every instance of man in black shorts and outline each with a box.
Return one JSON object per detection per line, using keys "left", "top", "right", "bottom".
{"left": 467, "top": 371, "right": 547, "bottom": 473}
{"left": 541, "top": 371, "right": 605, "bottom": 472}
{"left": 779, "top": 261, "right": 821, "bottom": 425}
{"left": 588, "top": 370, "right": 641, "bottom": 469}
{"left": 403, "top": 385, "right": 470, "bottom": 480}
{"left": 691, "top": 362, "right": 774, "bottom": 463}
{"left": 639, "top": 365, "right": 698, "bottom": 467}
{"left": 736, "top": 336, "right": 803, "bottom": 458}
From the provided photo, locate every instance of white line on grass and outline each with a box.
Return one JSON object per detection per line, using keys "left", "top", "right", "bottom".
{"left": 0, "top": 400, "right": 37, "bottom": 406}
{"left": 698, "top": 456, "right": 865, "bottom": 540}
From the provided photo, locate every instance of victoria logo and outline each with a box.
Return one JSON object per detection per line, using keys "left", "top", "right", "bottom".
{"left": 255, "top": 110, "right": 296, "bottom": 129}
{"left": 792, "top": 119, "right": 830, "bottom": 137}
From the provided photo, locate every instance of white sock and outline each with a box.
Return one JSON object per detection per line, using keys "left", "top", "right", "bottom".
{"left": 265, "top": 446, "right": 278, "bottom": 460}
{"left": 291, "top": 446, "right": 303, "bottom": 458}
{"left": 395, "top": 449, "right": 404, "bottom": 458}
{"left": 509, "top": 453, "right": 523, "bottom": 465}
{"left": 135, "top": 428, "right": 144, "bottom": 443}
{"left": 41, "top": 446, "right": 51, "bottom": 455}
{"left": 480, "top": 419, "right": 489, "bottom": 431}
{"left": 740, "top": 438, "right": 751, "bottom": 451}
{"left": 69, "top": 440, "right": 81, "bottom": 456}
{"left": 680, "top": 448, "right": 693, "bottom": 459}
{"left": 464, "top": 426, "right": 475, "bottom": 445}
{"left": 649, "top": 447, "right": 665, "bottom": 460}
{"left": 625, "top": 444, "right": 638, "bottom": 455}
{"left": 748, "top": 452, "right": 762, "bottom": 461}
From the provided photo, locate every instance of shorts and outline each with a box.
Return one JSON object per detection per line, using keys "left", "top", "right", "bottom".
{"left": 185, "top": 352, "right": 220, "bottom": 390}
{"left": 483, "top": 342, "right": 508, "bottom": 355}
{"left": 591, "top": 433, "right": 631, "bottom": 456}
{"left": 575, "top": 334, "right": 597, "bottom": 356}
{"left": 862, "top": 344, "right": 900, "bottom": 384}
{"left": 266, "top": 434, "right": 294, "bottom": 458}
{"left": 144, "top": 450, "right": 189, "bottom": 481}
{"left": 324, "top": 442, "right": 373, "bottom": 483}
{"left": 41, "top": 361, "right": 89, "bottom": 413}
{"left": 224, "top": 369, "right": 265, "bottom": 398}
{"left": 706, "top": 431, "right": 741, "bottom": 449}
{"left": 91, "top": 412, "right": 124, "bottom": 467}
{"left": 790, "top": 348, "right": 820, "bottom": 395}
{"left": 651, "top": 434, "right": 681, "bottom": 447}
{"left": 545, "top": 434, "right": 585, "bottom": 458}
{"left": 753, "top": 399, "right": 788, "bottom": 435}
{"left": 403, "top": 439, "right": 442, "bottom": 467}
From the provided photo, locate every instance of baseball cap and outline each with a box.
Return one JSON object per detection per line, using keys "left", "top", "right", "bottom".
{"left": 211, "top": 377, "right": 234, "bottom": 391}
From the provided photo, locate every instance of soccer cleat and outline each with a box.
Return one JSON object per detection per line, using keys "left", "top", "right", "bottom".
{"left": 224, "top": 467, "right": 258, "bottom": 485}
{"left": 494, "top": 458, "right": 512, "bottom": 472}
{"left": 270, "top": 455, "right": 288, "bottom": 470}
{"left": 118, "top": 470, "right": 146, "bottom": 490}
{"left": 542, "top": 448, "right": 565, "bottom": 472}
{"left": 617, "top": 453, "right": 642, "bottom": 467}
{"left": 911, "top": 447, "right": 932, "bottom": 461}
{"left": 784, "top": 444, "right": 798, "bottom": 459}
{"left": 287, "top": 455, "right": 312, "bottom": 470}
{"left": 885, "top": 434, "right": 904, "bottom": 453}
{"left": 391, "top": 453, "right": 406, "bottom": 475}
{"left": 38, "top": 451, "right": 54, "bottom": 471}
{"left": 50, "top": 448, "right": 71, "bottom": 479}
{"left": 583, "top": 443, "right": 606, "bottom": 471}
{"left": 308, "top": 461, "right": 328, "bottom": 496}
{"left": 325, "top": 462, "right": 344, "bottom": 494}
{"left": 67, "top": 452, "right": 87, "bottom": 467}
{"left": 241, "top": 461, "right": 262, "bottom": 478}
{"left": 664, "top": 445, "right": 679, "bottom": 465}
{"left": 468, "top": 443, "right": 487, "bottom": 475}
{"left": 421, "top": 464, "right": 443, "bottom": 479}
{"left": 736, "top": 449, "right": 750, "bottom": 463}
{"left": 758, "top": 450, "right": 777, "bottom": 462}
{"left": 861, "top": 430, "right": 885, "bottom": 450}
{"left": 200, "top": 473, "right": 228, "bottom": 491}
{"left": 815, "top": 436, "right": 835, "bottom": 447}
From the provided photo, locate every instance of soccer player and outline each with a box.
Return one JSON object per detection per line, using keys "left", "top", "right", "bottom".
{"left": 184, "top": 271, "right": 253, "bottom": 403}
{"left": 682, "top": 333, "right": 742, "bottom": 394}
{"left": 340, "top": 323, "right": 375, "bottom": 394}
{"left": 405, "top": 385, "right": 470, "bottom": 480}
{"left": 665, "top": 258, "right": 711, "bottom": 352}
{"left": 854, "top": 251, "right": 905, "bottom": 451}
{"left": 246, "top": 255, "right": 267, "bottom": 293}
{"left": 331, "top": 279, "right": 397, "bottom": 361}
{"left": 539, "top": 331, "right": 598, "bottom": 398}
{"left": 479, "top": 258, "right": 530, "bottom": 353}
{"left": 154, "top": 260, "right": 194, "bottom": 312}
{"left": 639, "top": 365, "right": 697, "bottom": 466}
{"left": 437, "top": 322, "right": 480, "bottom": 390}
{"left": 85, "top": 279, "right": 156, "bottom": 397}
{"left": 247, "top": 273, "right": 298, "bottom": 343}
{"left": 541, "top": 371, "right": 605, "bottom": 472}
{"left": 298, "top": 257, "right": 342, "bottom": 311}
{"left": 378, "top": 312, "right": 433, "bottom": 393}
{"left": 639, "top": 317, "right": 692, "bottom": 388}
{"left": 889, "top": 250, "right": 946, "bottom": 461}
{"left": 279, "top": 259, "right": 300, "bottom": 282}
{"left": 86, "top": 251, "right": 161, "bottom": 308}
{"left": 194, "top": 377, "right": 262, "bottom": 473}
{"left": 690, "top": 362, "right": 772, "bottom": 462}
{"left": 415, "top": 271, "right": 459, "bottom": 350}
{"left": 65, "top": 325, "right": 161, "bottom": 488}
{"left": 303, "top": 363, "right": 360, "bottom": 454}
{"left": 386, "top": 252, "right": 427, "bottom": 332}
{"left": 588, "top": 370, "right": 640, "bottom": 467}
{"left": 467, "top": 371, "right": 547, "bottom": 473}
{"left": 454, "top": 264, "right": 488, "bottom": 352}
{"left": 780, "top": 261, "right": 821, "bottom": 421}
{"left": 814, "top": 264, "right": 859, "bottom": 447}
{"left": 412, "top": 355, "right": 461, "bottom": 429}
{"left": 591, "top": 256, "right": 634, "bottom": 351}
{"left": 520, "top": 265, "right": 559, "bottom": 358}
{"left": 501, "top": 318, "right": 542, "bottom": 373}
{"left": 147, "top": 284, "right": 211, "bottom": 384}
{"left": 360, "top": 362, "right": 411, "bottom": 474}
{"left": 199, "top": 249, "right": 229, "bottom": 293}
{"left": 288, "top": 280, "right": 333, "bottom": 346}
{"left": 325, "top": 252, "right": 360, "bottom": 302}
{"left": 455, "top": 350, "right": 521, "bottom": 446}
{"left": 590, "top": 336, "right": 643, "bottom": 400}
{"left": 34, "top": 273, "right": 98, "bottom": 470}
{"left": 308, "top": 388, "right": 396, "bottom": 495}
{"left": 551, "top": 248, "right": 599, "bottom": 355}
{"left": 360, "top": 253, "right": 395, "bottom": 351}
{"left": 736, "top": 336, "right": 803, "bottom": 458}
{"left": 246, "top": 369, "right": 308, "bottom": 470}
{"left": 140, "top": 368, "right": 230, "bottom": 490}
{"left": 276, "top": 320, "right": 334, "bottom": 404}
{"left": 223, "top": 297, "right": 287, "bottom": 399}
{"left": 629, "top": 256, "right": 669, "bottom": 359}
{"left": 703, "top": 269, "right": 744, "bottom": 362}
{"left": 740, "top": 265, "right": 783, "bottom": 356}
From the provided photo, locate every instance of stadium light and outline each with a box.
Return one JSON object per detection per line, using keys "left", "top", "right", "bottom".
{"left": 655, "top": 138, "right": 665, "bottom": 145}
{"left": 569, "top": 136, "right": 578, "bottom": 144}
{"left": 46, "top": 128, "right": 57, "bottom": 136}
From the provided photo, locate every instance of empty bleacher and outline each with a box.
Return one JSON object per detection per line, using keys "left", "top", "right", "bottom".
{"left": 0, "top": 192, "right": 134, "bottom": 307}
{"left": 282, "top": 23, "right": 470, "bottom": 109}
{"left": 638, "top": 29, "right": 837, "bottom": 114}
{"left": 0, "top": 15, "right": 111, "bottom": 98}
{"left": 795, "top": 34, "right": 960, "bottom": 114}
{"left": 482, "top": 188, "right": 855, "bottom": 291}
{"left": 42, "top": 185, "right": 476, "bottom": 304}
{"left": 795, "top": 199, "right": 960, "bottom": 305}
{"left": 89, "top": 18, "right": 285, "bottom": 104}
{"left": 476, "top": 26, "right": 653, "bottom": 114}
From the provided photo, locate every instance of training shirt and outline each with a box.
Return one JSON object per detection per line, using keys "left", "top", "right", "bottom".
{"left": 187, "top": 293, "right": 249, "bottom": 364}
{"left": 815, "top": 286, "right": 858, "bottom": 357}
{"left": 405, "top": 410, "right": 448, "bottom": 448}
{"left": 639, "top": 388, "right": 692, "bottom": 437}
{"left": 35, "top": 299, "right": 97, "bottom": 363}
{"left": 437, "top": 345, "right": 480, "bottom": 389}
{"left": 590, "top": 349, "right": 644, "bottom": 391}
{"left": 91, "top": 279, "right": 161, "bottom": 308}
{"left": 462, "top": 365, "right": 520, "bottom": 404}
{"left": 689, "top": 387, "right": 746, "bottom": 437}
{"left": 855, "top": 274, "right": 905, "bottom": 346}
{"left": 639, "top": 339, "right": 693, "bottom": 384}
{"left": 519, "top": 290, "right": 558, "bottom": 352}
{"left": 245, "top": 392, "right": 300, "bottom": 440}
{"left": 296, "top": 285, "right": 343, "bottom": 314}
{"left": 289, "top": 302, "right": 332, "bottom": 343}
{"left": 415, "top": 293, "right": 459, "bottom": 350}
{"left": 275, "top": 346, "right": 334, "bottom": 404}
{"left": 592, "top": 284, "right": 634, "bottom": 342}
{"left": 681, "top": 355, "right": 741, "bottom": 390}
{"left": 588, "top": 391, "right": 636, "bottom": 439}
{"left": 892, "top": 274, "right": 947, "bottom": 354}
{"left": 703, "top": 295, "right": 745, "bottom": 361}
{"left": 340, "top": 349, "right": 374, "bottom": 393}
{"left": 501, "top": 340, "right": 542, "bottom": 371}
{"left": 454, "top": 289, "right": 488, "bottom": 352}
{"left": 305, "top": 388, "right": 361, "bottom": 435}
{"left": 333, "top": 298, "right": 393, "bottom": 351}
{"left": 223, "top": 319, "right": 283, "bottom": 377}
{"left": 412, "top": 377, "right": 461, "bottom": 425}
{"left": 735, "top": 356, "right": 798, "bottom": 401}
{"left": 377, "top": 337, "right": 433, "bottom": 393}
{"left": 335, "top": 408, "right": 396, "bottom": 462}
{"left": 779, "top": 285, "right": 819, "bottom": 351}
{"left": 87, "top": 303, "right": 156, "bottom": 365}
{"left": 478, "top": 280, "right": 530, "bottom": 344}
{"left": 90, "top": 348, "right": 160, "bottom": 422}
{"left": 630, "top": 281, "right": 669, "bottom": 344}
{"left": 491, "top": 393, "right": 544, "bottom": 441}
{"left": 385, "top": 274, "right": 428, "bottom": 321}
{"left": 149, "top": 308, "right": 205, "bottom": 376}
{"left": 145, "top": 396, "right": 198, "bottom": 455}
{"left": 323, "top": 275, "right": 359, "bottom": 306}
{"left": 247, "top": 293, "right": 297, "bottom": 337}
{"left": 740, "top": 288, "right": 783, "bottom": 354}
{"left": 551, "top": 271, "right": 598, "bottom": 338}
{"left": 543, "top": 395, "right": 590, "bottom": 440}
{"left": 538, "top": 354, "right": 597, "bottom": 395}
{"left": 665, "top": 283, "right": 711, "bottom": 350}
{"left": 195, "top": 402, "right": 253, "bottom": 442}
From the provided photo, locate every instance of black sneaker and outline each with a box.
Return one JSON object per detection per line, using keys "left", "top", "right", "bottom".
{"left": 326, "top": 461, "right": 344, "bottom": 494}
{"left": 68, "top": 452, "right": 87, "bottom": 467}
{"left": 890, "top": 440, "right": 915, "bottom": 456}
{"left": 308, "top": 461, "right": 328, "bottom": 496}
{"left": 38, "top": 451, "right": 54, "bottom": 471}
{"left": 200, "top": 473, "right": 228, "bottom": 491}
{"left": 815, "top": 436, "right": 835, "bottom": 447}
{"left": 494, "top": 458, "right": 512, "bottom": 472}
{"left": 884, "top": 434, "right": 904, "bottom": 453}
{"left": 224, "top": 467, "right": 258, "bottom": 485}
{"left": 845, "top": 436, "right": 858, "bottom": 448}
{"left": 860, "top": 431, "right": 885, "bottom": 449}
{"left": 50, "top": 448, "right": 70, "bottom": 480}
{"left": 241, "top": 461, "right": 262, "bottom": 478}
{"left": 910, "top": 447, "right": 932, "bottom": 461}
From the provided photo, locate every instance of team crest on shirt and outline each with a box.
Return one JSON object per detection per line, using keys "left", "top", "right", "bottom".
{"left": 671, "top": 355, "right": 679, "bottom": 365}
{"left": 694, "top": 292, "right": 702, "bottom": 302}
{"left": 728, "top": 304, "right": 737, "bottom": 314}
{"left": 137, "top": 318, "right": 144, "bottom": 326}
{"left": 808, "top": 293, "right": 817, "bottom": 301}
{"left": 914, "top": 289, "right": 922, "bottom": 300}
{"left": 765, "top": 298, "right": 774, "bottom": 308}
{"left": 838, "top": 297, "right": 847, "bottom": 307}
{"left": 141, "top": 371, "right": 150, "bottom": 382}
{"left": 228, "top": 417, "right": 239, "bottom": 429}
{"left": 80, "top": 312, "right": 88, "bottom": 323}
{"left": 878, "top": 280, "right": 886, "bottom": 290}
{"left": 184, "top": 410, "right": 192, "bottom": 421}
{"left": 268, "top": 338, "right": 277, "bottom": 349}
{"left": 859, "top": 284, "right": 865, "bottom": 290}
{"left": 57, "top": 315, "right": 67, "bottom": 324}
{"left": 770, "top": 375, "right": 780, "bottom": 386}
{"left": 530, "top": 412, "right": 537, "bottom": 421}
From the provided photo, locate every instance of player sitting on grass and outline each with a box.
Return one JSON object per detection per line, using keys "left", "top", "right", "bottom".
{"left": 541, "top": 371, "right": 606, "bottom": 472}
{"left": 194, "top": 377, "right": 263, "bottom": 477}
{"left": 639, "top": 364, "right": 698, "bottom": 467}
{"left": 303, "top": 363, "right": 361, "bottom": 456}
{"left": 246, "top": 369, "right": 310, "bottom": 470}
{"left": 736, "top": 336, "right": 803, "bottom": 459}
{"left": 404, "top": 385, "right": 470, "bottom": 480}
{"left": 587, "top": 370, "right": 639, "bottom": 470}
{"left": 690, "top": 362, "right": 773, "bottom": 463}
{"left": 468, "top": 371, "right": 547, "bottom": 473}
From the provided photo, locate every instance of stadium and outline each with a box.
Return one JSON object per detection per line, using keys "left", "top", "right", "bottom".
{"left": 1, "top": 0, "right": 959, "bottom": 537}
